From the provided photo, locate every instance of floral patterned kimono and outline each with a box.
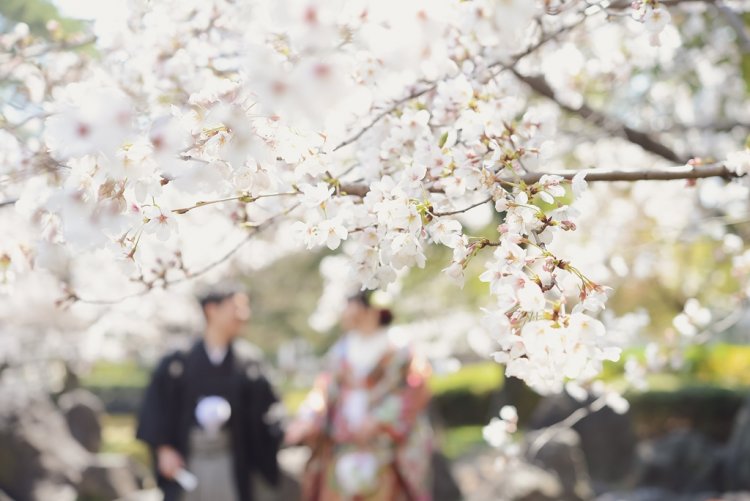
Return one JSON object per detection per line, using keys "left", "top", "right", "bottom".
{"left": 297, "top": 331, "right": 434, "bottom": 501}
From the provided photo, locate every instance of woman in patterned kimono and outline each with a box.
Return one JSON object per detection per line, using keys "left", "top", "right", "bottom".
{"left": 286, "top": 292, "right": 434, "bottom": 501}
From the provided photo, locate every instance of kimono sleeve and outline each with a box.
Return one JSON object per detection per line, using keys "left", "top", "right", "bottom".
{"left": 296, "top": 372, "right": 337, "bottom": 439}
{"left": 245, "top": 361, "right": 283, "bottom": 486}
{"left": 135, "top": 353, "right": 183, "bottom": 448}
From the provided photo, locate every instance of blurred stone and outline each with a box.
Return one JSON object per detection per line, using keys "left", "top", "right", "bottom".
{"left": 725, "top": 394, "right": 750, "bottom": 491}
{"left": 78, "top": 454, "right": 140, "bottom": 500}
{"left": 595, "top": 488, "right": 683, "bottom": 501}
{"left": 486, "top": 461, "right": 562, "bottom": 501}
{"left": 595, "top": 489, "right": 750, "bottom": 501}
{"left": 530, "top": 394, "right": 636, "bottom": 484}
{"left": 115, "top": 489, "right": 162, "bottom": 501}
{"left": 57, "top": 388, "right": 105, "bottom": 453}
{"left": 635, "top": 429, "right": 722, "bottom": 493}
{"left": 453, "top": 449, "right": 562, "bottom": 501}
{"left": 0, "top": 393, "right": 90, "bottom": 500}
{"left": 30, "top": 482, "right": 77, "bottom": 501}
{"left": 524, "top": 428, "right": 593, "bottom": 501}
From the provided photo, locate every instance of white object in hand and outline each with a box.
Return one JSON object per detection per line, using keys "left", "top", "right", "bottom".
{"left": 174, "top": 468, "right": 198, "bottom": 491}
{"left": 195, "top": 396, "right": 232, "bottom": 434}
{"left": 335, "top": 451, "right": 378, "bottom": 496}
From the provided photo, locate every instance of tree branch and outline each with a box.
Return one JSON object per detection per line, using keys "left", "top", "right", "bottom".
{"left": 340, "top": 163, "right": 741, "bottom": 198}
{"left": 715, "top": 2, "right": 750, "bottom": 53}
{"left": 71, "top": 203, "right": 299, "bottom": 305}
{"left": 432, "top": 197, "right": 493, "bottom": 217}
{"left": 511, "top": 69, "right": 688, "bottom": 164}
{"left": 332, "top": 9, "right": 591, "bottom": 153}
{"left": 608, "top": 0, "right": 717, "bottom": 9}
{"left": 516, "top": 162, "right": 738, "bottom": 183}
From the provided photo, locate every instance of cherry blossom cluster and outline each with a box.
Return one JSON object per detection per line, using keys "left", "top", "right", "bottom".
{"left": 10, "top": 0, "right": 750, "bottom": 400}
{"left": 632, "top": 1, "right": 673, "bottom": 44}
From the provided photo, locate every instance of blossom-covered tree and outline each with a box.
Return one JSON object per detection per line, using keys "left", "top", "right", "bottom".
{"left": 1, "top": 0, "right": 749, "bottom": 399}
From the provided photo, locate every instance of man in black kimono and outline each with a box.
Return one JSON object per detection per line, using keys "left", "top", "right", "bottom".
{"left": 136, "top": 285, "right": 282, "bottom": 501}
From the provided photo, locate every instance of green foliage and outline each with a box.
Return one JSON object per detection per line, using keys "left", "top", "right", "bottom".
{"left": 81, "top": 361, "right": 149, "bottom": 389}
{"left": 438, "top": 425, "right": 485, "bottom": 459}
{"left": 609, "top": 236, "right": 740, "bottom": 336}
{"left": 0, "top": 0, "right": 84, "bottom": 37}
{"left": 685, "top": 344, "right": 750, "bottom": 386}
{"left": 283, "top": 388, "right": 308, "bottom": 413}
{"left": 101, "top": 414, "right": 151, "bottom": 467}
{"left": 243, "top": 250, "right": 330, "bottom": 354}
{"left": 602, "top": 343, "right": 750, "bottom": 389}
{"left": 429, "top": 362, "right": 503, "bottom": 396}
{"left": 628, "top": 385, "right": 746, "bottom": 442}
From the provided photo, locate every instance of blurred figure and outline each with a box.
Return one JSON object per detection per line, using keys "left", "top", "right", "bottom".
{"left": 286, "top": 292, "right": 434, "bottom": 501}
{"left": 136, "top": 284, "right": 282, "bottom": 501}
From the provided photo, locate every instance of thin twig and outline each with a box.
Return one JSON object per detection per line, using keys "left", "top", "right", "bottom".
{"left": 432, "top": 197, "right": 493, "bottom": 217}
{"left": 72, "top": 203, "right": 299, "bottom": 304}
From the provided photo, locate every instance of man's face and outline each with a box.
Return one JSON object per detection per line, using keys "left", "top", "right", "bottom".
{"left": 206, "top": 292, "right": 251, "bottom": 339}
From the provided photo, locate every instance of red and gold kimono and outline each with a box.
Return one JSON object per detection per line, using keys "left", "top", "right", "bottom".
{"left": 296, "top": 331, "right": 434, "bottom": 501}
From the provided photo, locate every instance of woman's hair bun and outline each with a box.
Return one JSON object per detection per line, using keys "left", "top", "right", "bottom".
{"left": 379, "top": 308, "right": 394, "bottom": 326}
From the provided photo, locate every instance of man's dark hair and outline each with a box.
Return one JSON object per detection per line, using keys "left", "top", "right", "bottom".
{"left": 197, "top": 282, "right": 247, "bottom": 314}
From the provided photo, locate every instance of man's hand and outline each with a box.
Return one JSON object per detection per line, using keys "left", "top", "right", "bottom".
{"left": 157, "top": 445, "right": 184, "bottom": 480}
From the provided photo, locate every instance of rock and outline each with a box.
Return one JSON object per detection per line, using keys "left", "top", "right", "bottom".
{"left": 724, "top": 494, "right": 750, "bottom": 501}
{"left": 725, "top": 394, "right": 750, "bottom": 491}
{"left": 30, "top": 482, "right": 77, "bottom": 501}
{"left": 524, "top": 428, "right": 593, "bottom": 501}
{"left": 0, "top": 392, "right": 90, "bottom": 500}
{"left": 596, "top": 488, "right": 686, "bottom": 501}
{"left": 78, "top": 454, "right": 140, "bottom": 500}
{"left": 635, "top": 429, "right": 722, "bottom": 493}
{"left": 432, "top": 451, "right": 462, "bottom": 501}
{"left": 596, "top": 489, "right": 748, "bottom": 501}
{"left": 486, "top": 461, "right": 563, "bottom": 501}
{"left": 57, "top": 389, "right": 105, "bottom": 453}
{"left": 530, "top": 394, "right": 636, "bottom": 484}
{"left": 115, "top": 489, "right": 162, "bottom": 501}
{"left": 453, "top": 450, "right": 563, "bottom": 501}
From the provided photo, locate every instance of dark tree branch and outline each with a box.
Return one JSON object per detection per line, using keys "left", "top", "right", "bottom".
{"left": 332, "top": 9, "right": 590, "bottom": 153}
{"left": 608, "top": 0, "right": 717, "bottom": 9}
{"left": 715, "top": 2, "right": 750, "bottom": 53}
{"left": 512, "top": 69, "right": 688, "bottom": 164}
{"left": 515, "top": 162, "right": 738, "bottom": 183}
{"left": 340, "top": 163, "right": 741, "bottom": 198}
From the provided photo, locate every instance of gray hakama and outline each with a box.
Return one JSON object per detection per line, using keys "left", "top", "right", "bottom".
{"left": 183, "top": 429, "right": 239, "bottom": 501}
